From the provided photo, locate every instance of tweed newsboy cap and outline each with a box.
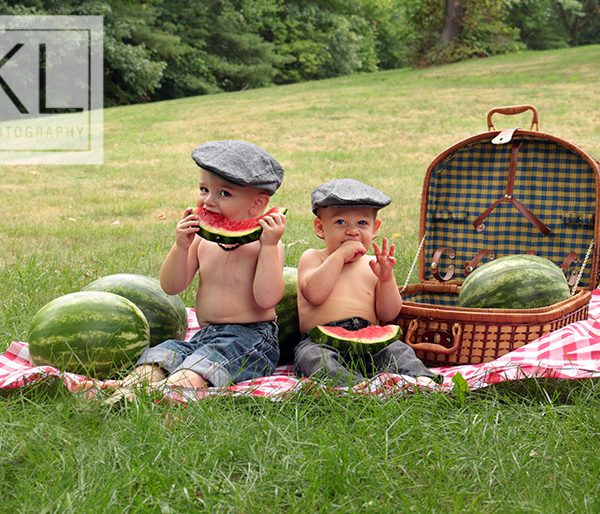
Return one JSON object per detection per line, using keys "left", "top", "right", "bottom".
{"left": 311, "top": 178, "right": 391, "bottom": 214}
{"left": 191, "top": 140, "right": 284, "bottom": 195}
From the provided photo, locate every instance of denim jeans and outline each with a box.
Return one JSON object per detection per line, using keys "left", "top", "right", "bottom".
{"left": 294, "top": 317, "right": 441, "bottom": 387}
{"left": 136, "top": 321, "right": 279, "bottom": 387}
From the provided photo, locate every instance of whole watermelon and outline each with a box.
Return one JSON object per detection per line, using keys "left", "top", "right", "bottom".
{"left": 275, "top": 267, "right": 301, "bottom": 365}
{"left": 28, "top": 291, "right": 150, "bottom": 379}
{"left": 459, "top": 254, "right": 571, "bottom": 309}
{"left": 82, "top": 274, "right": 187, "bottom": 347}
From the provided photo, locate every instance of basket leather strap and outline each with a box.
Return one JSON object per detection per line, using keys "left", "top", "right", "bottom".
{"left": 430, "top": 246, "right": 456, "bottom": 281}
{"left": 473, "top": 141, "right": 550, "bottom": 235}
{"left": 464, "top": 249, "right": 495, "bottom": 276}
{"left": 561, "top": 252, "right": 581, "bottom": 287}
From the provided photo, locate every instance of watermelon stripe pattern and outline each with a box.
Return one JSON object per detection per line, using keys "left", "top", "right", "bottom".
{"left": 459, "top": 254, "right": 571, "bottom": 309}
{"left": 82, "top": 274, "right": 187, "bottom": 347}
{"left": 275, "top": 267, "right": 301, "bottom": 365}
{"left": 28, "top": 292, "right": 150, "bottom": 379}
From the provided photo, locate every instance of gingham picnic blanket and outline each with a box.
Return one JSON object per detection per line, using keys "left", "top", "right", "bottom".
{"left": 3, "top": 290, "right": 600, "bottom": 401}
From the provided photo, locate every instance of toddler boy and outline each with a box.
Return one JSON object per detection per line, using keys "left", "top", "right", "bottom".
{"left": 294, "top": 178, "right": 440, "bottom": 386}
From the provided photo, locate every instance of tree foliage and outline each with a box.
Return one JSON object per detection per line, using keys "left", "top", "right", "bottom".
{"left": 507, "top": 0, "right": 600, "bottom": 50}
{"left": 0, "top": 0, "right": 598, "bottom": 106}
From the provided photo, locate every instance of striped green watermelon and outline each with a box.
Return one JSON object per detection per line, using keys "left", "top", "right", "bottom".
{"left": 28, "top": 291, "right": 150, "bottom": 379}
{"left": 275, "top": 267, "right": 301, "bottom": 365}
{"left": 193, "top": 206, "right": 286, "bottom": 245}
{"left": 82, "top": 273, "right": 187, "bottom": 347}
{"left": 308, "top": 324, "right": 401, "bottom": 356}
{"left": 459, "top": 254, "right": 571, "bottom": 309}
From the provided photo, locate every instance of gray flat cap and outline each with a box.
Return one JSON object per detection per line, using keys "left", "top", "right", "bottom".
{"left": 311, "top": 178, "right": 391, "bottom": 214}
{"left": 191, "top": 140, "right": 284, "bottom": 195}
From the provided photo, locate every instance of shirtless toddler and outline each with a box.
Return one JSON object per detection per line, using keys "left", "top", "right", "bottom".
{"left": 294, "top": 178, "right": 440, "bottom": 386}
{"left": 121, "top": 140, "right": 286, "bottom": 391}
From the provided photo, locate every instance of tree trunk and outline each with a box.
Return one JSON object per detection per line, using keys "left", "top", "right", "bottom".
{"left": 440, "top": 0, "right": 466, "bottom": 44}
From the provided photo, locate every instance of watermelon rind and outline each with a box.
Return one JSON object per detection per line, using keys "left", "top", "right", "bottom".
{"left": 196, "top": 206, "right": 287, "bottom": 245}
{"left": 458, "top": 254, "right": 571, "bottom": 309}
{"left": 275, "top": 267, "right": 301, "bottom": 365}
{"left": 308, "top": 324, "right": 401, "bottom": 356}
{"left": 28, "top": 291, "right": 150, "bottom": 379}
{"left": 82, "top": 273, "right": 187, "bottom": 347}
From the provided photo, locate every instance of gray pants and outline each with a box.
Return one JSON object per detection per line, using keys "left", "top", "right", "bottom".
{"left": 294, "top": 317, "right": 441, "bottom": 387}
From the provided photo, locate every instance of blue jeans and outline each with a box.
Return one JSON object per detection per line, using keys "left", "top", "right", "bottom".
{"left": 136, "top": 321, "right": 279, "bottom": 387}
{"left": 294, "top": 317, "right": 441, "bottom": 387}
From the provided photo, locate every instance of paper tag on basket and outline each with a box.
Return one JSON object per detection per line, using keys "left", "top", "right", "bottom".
{"left": 492, "top": 128, "right": 518, "bottom": 145}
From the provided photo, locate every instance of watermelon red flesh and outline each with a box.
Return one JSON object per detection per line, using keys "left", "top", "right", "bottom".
{"left": 82, "top": 273, "right": 187, "bottom": 347}
{"left": 194, "top": 206, "right": 286, "bottom": 245}
{"left": 275, "top": 267, "right": 301, "bottom": 365}
{"left": 28, "top": 291, "right": 150, "bottom": 379}
{"left": 458, "top": 254, "right": 571, "bottom": 309}
{"left": 308, "top": 324, "right": 401, "bottom": 356}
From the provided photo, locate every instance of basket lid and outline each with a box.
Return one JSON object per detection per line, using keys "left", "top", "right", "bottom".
{"left": 416, "top": 107, "right": 600, "bottom": 290}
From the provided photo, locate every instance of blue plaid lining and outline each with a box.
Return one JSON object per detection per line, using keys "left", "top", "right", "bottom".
{"left": 424, "top": 137, "right": 597, "bottom": 287}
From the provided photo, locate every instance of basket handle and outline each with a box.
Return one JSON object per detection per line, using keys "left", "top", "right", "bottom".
{"left": 405, "top": 320, "right": 462, "bottom": 355}
{"left": 487, "top": 105, "right": 539, "bottom": 131}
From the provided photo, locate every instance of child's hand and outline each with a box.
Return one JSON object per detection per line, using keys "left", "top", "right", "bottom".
{"left": 369, "top": 238, "right": 396, "bottom": 282}
{"left": 175, "top": 207, "right": 199, "bottom": 249}
{"left": 258, "top": 211, "right": 286, "bottom": 246}
{"left": 336, "top": 240, "right": 367, "bottom": 263}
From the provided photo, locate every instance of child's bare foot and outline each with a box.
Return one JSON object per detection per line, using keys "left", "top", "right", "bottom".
{"left": 103, "top": 387, "right": 136, "bottom": 407}
{"left": 99, "top": 379, "right": 125, "bottom": 390}
{"left": 121, "top": 365, "right": 167, "bottom": 388}
{"left": 164, "top": 369, "right": 208, "bottom": 390}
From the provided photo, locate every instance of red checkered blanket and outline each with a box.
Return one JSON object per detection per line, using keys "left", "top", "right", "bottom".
{"left": 3, "top": 290, "right": 600, "bottom": 401}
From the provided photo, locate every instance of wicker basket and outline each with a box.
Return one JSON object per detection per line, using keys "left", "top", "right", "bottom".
{"left": 394, "top": 105, "right": 600, "bottom": 366}
{"left": 396, "top": 283, "right": 591, "bottom": 366}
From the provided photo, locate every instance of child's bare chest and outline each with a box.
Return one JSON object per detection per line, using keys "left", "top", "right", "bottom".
{"left": 197, "top": 242, "right": 258, "bottom": 287}
{"left": 332, "top": 258, "right": 377, "bottom": 297}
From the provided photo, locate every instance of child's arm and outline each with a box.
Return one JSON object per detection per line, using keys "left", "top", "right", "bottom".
{"left": 253, "top": 211, "right": 286, "bottom": 309}
{"left": 299, "top": 240, "right": 366, "bottom": 306}
{"left": 370, "top": 238, "right": 403, "bottom": 323}
{"left": 160, "top": 208, "right": 200, "bottom": 295}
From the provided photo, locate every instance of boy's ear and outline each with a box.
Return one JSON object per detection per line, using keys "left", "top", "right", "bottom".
{"left": 249, "top": 192, "right": 269, "bottom": 216}
{"left": 373, "top": 218, "right": 382, "bottom": 236}
{"left": 313, "top": 217, "right": 325, "bottom": 240}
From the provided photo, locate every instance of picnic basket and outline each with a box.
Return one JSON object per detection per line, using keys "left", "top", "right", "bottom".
{"left": 395, "top": 105, "right": 600, "bottom": 366}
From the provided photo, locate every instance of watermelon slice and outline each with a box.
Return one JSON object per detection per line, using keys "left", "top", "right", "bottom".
{"left": 193, "top": 206, "right": 286, "bottom": 245}
{"left": 308, "top": 324, "right": 402, "bottom": 356}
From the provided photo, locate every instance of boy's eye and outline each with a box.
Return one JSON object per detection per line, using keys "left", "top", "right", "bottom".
{"left": 219, "top": 190, "right": 231, "bottom": 197}
{"left": 334, "top": 219, "right": 346, "bottom": 225}
{"left": 199, "top": 187, "right": 209, "bottom": 194}
{"left": 358, "top": 220, "right": 369, "bottom": 226}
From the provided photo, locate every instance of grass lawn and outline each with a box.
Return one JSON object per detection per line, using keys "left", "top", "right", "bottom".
{"left": 1, "top": 45, "right": 600, "bottom": 512}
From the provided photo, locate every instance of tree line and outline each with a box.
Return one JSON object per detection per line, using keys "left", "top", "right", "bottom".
{"left": 1, "top": 0, "right": 599, "bottom": 106}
